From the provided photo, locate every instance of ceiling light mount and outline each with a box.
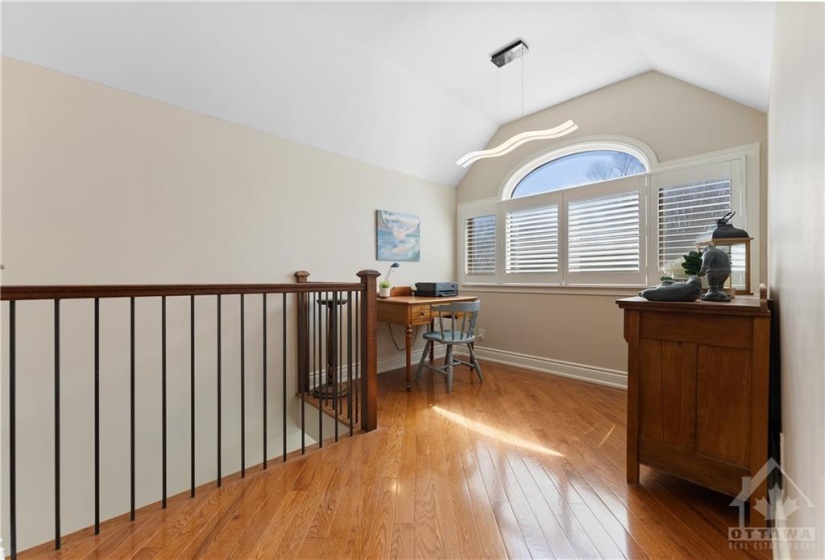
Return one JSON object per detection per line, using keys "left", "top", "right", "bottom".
{"left": 491, "top": 40, "right": 529, "bottom": 68}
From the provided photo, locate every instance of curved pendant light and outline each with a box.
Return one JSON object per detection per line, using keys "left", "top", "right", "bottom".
{"left": 457, "top": 39, "right": 578, "bottom": 168}
{"left": 456, "top": 120, "right": 578, "bottom": 168}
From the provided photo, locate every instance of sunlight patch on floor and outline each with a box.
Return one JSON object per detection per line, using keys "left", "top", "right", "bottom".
{"left": 432, "top": 405, "right": 564, "bottom": 457}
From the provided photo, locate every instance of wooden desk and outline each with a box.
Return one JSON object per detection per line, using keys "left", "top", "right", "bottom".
{"left": 377, "top": 294, "right": 477, "bottom": 391}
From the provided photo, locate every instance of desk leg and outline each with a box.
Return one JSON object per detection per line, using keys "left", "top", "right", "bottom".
{"left": 428, "top": 319, "right": 434, "bottom": 362}
{"left": 405, "top": 325, "right": 413, "bottom": 391}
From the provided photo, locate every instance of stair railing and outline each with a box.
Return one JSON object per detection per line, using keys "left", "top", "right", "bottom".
{"left": 1, "top": 269, "right": 379, "bottom": 558}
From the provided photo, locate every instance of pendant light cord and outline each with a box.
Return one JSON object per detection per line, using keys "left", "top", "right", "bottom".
{"left": 497, "top": 68, "right": 500, "bottom": 125}
{"left": 521, "top": 55, "right": 525, "bottom": 120}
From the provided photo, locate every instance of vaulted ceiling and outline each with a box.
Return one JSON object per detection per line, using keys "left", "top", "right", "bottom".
{"left": 2, "top": 2, "right": 776, "bottom": 187}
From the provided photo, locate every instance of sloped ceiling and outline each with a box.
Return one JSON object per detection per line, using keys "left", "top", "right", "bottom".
{"left": 1, "top": 2, "right": 775, "bottom": 187}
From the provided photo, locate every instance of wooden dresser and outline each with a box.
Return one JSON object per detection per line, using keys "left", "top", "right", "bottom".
{"left": 616, "top": 296, "right": 771, "bottom": 526}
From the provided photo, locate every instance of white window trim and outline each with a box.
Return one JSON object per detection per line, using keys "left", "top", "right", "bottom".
{"left": 458, "top": 142, "right": 761, "bottom": 292}
{"left": 500, "top": 135, "right": 660, "bottom": 200}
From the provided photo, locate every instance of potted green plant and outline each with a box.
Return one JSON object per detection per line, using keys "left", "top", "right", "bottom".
{"left": 378, "top": 262, "right": 399, "bottom": 298}
{"left": 378, "top": 279, "right": 392, "bottom": 298}
{"left": 681, "top": 250, "right": 703, "bottom": 278}
{"left": 661, "top": 251, "right": 703, "bottom": 283}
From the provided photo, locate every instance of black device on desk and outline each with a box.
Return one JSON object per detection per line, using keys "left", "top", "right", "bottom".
{"left": 414, "top": 282, "right": 459, "bottom": 297}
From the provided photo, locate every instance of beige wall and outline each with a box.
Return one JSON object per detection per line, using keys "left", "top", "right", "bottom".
{"left": 1, "top": 58, "right": 455, "bottom": 286}
{"left": 0, "top": 57, "right": 455, "bottom": 550}
{"left": 768, "top": 5, "right": 825, "bottom": 558}
{"left": 457, "top": 71, "right": 768, "bottom": 380}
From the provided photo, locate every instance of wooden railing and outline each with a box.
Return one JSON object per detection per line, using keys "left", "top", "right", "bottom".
{"left": 1, "top": 269, "right": 379, "bottom": 558}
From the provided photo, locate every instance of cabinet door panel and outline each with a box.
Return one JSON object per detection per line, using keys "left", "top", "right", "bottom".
{"left": 639, "top": 339, "right": 696, "bottom": 450}
{"left": 696, "top": 346, "right": 751, "bottom": 467}
{"left": 639, "top": 339, "right": 663, "bottom": 443}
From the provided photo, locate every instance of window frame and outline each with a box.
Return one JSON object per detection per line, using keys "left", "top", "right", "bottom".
{"left": 457, "top": 142, "right": 760, "bottom": 291}
{"left": 501, "top": 137, "right": 657, "bottom": 200}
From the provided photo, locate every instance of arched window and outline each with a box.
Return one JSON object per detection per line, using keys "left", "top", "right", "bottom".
{"left": 512, "top": 149, "right": 648, "bottom": 198}
{"left": 503, "top": 140, "right": 654, "bottom": 200}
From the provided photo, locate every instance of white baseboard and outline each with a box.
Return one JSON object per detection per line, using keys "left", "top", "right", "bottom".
{"left": 472, "top": 346, "right": 627, "bottom": 389}
{"left": 307, "top": 347, "right": 448, "bottom": 385}
{"left": 378, "top": 346, "right": 446, "bottom": 374}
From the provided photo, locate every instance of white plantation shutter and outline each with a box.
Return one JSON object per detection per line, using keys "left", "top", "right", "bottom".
{"left": 505, "top": 205, "right": 559, "bottom": 273}
{"left": 657, "top": 178, "right": 732, "bottom": 270}
{"left": 458, "top": 145, "right": 753, "bottom": 287}
{"left": 464, "top": 214, "right": 496, "bottom": 276}
{"left": 568, "top": 190, "right": 641, "bottom": 275}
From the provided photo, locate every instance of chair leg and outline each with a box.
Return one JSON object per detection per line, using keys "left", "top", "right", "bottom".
{"left": 416, "top": 341, "right": 431, "bottom": 382}
{"left": 468, "top": 343, "right": 483, "bottom": 382}
{"left": 445, "top": 345, "right": 454, "bottom": 393}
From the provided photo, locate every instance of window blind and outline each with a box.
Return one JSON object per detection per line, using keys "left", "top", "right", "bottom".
{"left": 568, "top": 191, "right": 640, "bottom": 272}
{"left": 505, "top": 205, "right": 559, "bottom": 273}
{"left": 465, "top": 214, "right": 496, "bottom": 275}
{"left": 657, "top": 178, "right": 731, "bottom": 270}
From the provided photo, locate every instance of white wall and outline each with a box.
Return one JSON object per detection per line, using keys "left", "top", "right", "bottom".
{"left": 768, "top": 5, "right": 825, "bottom": 558}
{"left": 456, "top": 71, "right": 767, "bottom": 380}
{"left": 0, "top": 57, "right": 455, "bottom": 551}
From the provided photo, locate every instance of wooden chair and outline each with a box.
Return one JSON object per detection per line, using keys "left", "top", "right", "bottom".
{"left": 415, "top": 301, "right": 483, "bottom": 392}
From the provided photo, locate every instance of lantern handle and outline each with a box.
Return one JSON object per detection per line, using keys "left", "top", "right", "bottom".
{"left": 717, "top": 211, "right": 735, "bottom": 224}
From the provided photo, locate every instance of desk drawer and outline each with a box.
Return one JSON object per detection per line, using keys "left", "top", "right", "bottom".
{"left": 410, "top": 305, "right": 432, "bottom": 324}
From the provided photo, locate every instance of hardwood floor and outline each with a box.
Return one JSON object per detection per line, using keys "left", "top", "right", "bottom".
{"left": 21, "top": 361, "right": 771, "bottom": 559}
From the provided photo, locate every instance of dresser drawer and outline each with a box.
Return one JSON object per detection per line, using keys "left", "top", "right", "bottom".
{"left": 410, "top": 305, "right": 432, "bottom": 324}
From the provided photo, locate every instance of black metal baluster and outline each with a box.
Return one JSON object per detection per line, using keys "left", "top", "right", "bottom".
{"left": 334, "top": 291, "right": 340, "bottom": 442}
{"left": 347, "top": 292, "right": 354, "bottom": 436}
{"left": 94, "top": 299, "right": 100, "bottom": 533}
{"left": 162, "top": 296, "right": 167, "bottom": 508}
{"left": 190, "top": 295, "right": 196, "bottom": 498}
{"left": 353, "top": 292, "right": 364, "bottom": 424}
{"left": 130, "top": 297, "right": 135, "bottom": 521}
{"left": 318, "top": 292, "right": 323, "bottom": 448}
{"left": 217, "top": 294, "right": 222, "bottom": 487}
{"left": 240, "top": 294, "right": 245, "bottom": 478}
{"left": 262, "top": 293, "right": 267, "bottom": 469}
{"left": 54, "top": 299, "right": 62, "bottom": 548}
{"left": 282, "top": 293, "right": 287, "bottom": 462}
{"left": 303, "top": 291, "right": 311, "bottom": 455}
{"left": 9, "top": 301, "right": 17, "bottom": 559}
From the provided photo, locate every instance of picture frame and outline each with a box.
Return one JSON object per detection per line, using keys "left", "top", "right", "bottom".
{"left": 376, "top": 210, "right": 420, "bottom": 262}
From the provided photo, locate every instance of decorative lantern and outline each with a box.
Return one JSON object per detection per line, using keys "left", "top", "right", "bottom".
{"left": 697, "top": 212, "right": 752, "bottom": 295}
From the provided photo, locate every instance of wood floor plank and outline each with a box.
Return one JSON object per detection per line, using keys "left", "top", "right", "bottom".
{"left": 388, "top": 522, "right": 415, "bottom": 559}
{"left": 309, "top": 437, "right": 369, "bottom": 560}
{"left": 127, "top": 479, "right": 248, "bottom": 560}
{"left": 491, "top": 500, "right": 532, "bottom": 559}
{"left": 18, "top": 360, "right": 772, "bottom": 560}
{"left": 360, "top": 476, "right": 397, "bottom": 559}
{"left": 218, "top": 458, "right": 311, "bottom": 559}
{"left": 393, "top": 395, "right": 418, "bottom": 525}
{"left": 450, "top": 388, "right": 509, "bottom": 560}
{"left": 412, "top": 401, "right": 447, "bottom": 559}
{"left": 245, "top": 447, "right": 342, "bottom": 559}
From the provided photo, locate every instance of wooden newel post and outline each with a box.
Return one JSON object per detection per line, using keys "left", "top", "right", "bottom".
{"left": 294, "top": 271, "right": 310, "bottom": 394}
{"left": 357, "top": 269, "right": 380, "bottom": 432}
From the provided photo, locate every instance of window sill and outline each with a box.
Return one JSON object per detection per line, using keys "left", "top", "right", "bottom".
{"left": 459, "top": 283, "right": 645, "bottom": 297}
